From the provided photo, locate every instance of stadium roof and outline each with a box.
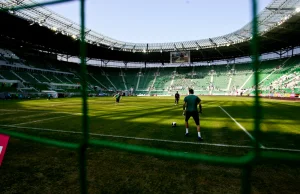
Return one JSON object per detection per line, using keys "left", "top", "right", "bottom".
{"left": 1, "top": 0, "right": 300, "bottom": 64}
{"left": 1, "top": 0, "right": 300, "bottom": 53}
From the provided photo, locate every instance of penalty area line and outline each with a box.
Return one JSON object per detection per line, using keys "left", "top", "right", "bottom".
{"left": 1, "top": 124, "right": 300, "bottom": 152}
{"left": 219, "top": 106, "right": 266, "bottom": 148}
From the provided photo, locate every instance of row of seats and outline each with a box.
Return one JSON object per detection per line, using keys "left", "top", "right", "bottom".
{"left": 1, "top": 48, "right": 300, "bottom": 94}
{"left": 0, "top": 48, "right": 19, "bottom": 60}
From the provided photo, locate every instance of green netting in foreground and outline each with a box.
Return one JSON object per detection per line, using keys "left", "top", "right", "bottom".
{"left": 0, "top": 1, "right": 299, "bottom": 194}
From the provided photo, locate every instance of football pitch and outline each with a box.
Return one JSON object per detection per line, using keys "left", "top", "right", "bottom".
{"left": 0, "top": 96, "right": 299, "bottom": 193}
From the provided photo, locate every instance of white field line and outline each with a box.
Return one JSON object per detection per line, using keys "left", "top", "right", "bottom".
{"left": 17, "top": 112, "right": 58, "bottom": 119}
{"left": 0, "top": 106, "right": 150, "bottom": 115}
{"left": 219, "top": 106, "right": 266, "bottom": 148}
{"left": 0, "top": 109, "right": 82, "bottom": 116}
{"left": 13, "top": 115, "right": 76, "bottom": 126}
{"left": 0, "top": 112, "right": 20, "bottom": 116}
{"left": 262, "top": 147, "right": 300, "bottom": 152}
{"left": 1, "top": 124, "right": 300, "bottom": 152}
{"left": 0, "top": 124, "right": 252, "bottom": 148}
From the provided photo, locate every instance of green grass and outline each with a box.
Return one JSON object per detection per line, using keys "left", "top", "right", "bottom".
{"left": 0, "top": 96, "right": 299, "bottom": 193}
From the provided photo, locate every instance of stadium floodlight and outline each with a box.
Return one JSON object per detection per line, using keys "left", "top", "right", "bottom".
{"left": 61, "top": 31, "right": 65, "bottom": 35}
{"left": 38, "top": 19, "right": 45, "bottom": 27}
{"left": 71, "top": 34, "right": 77, "bottom": 39}
{"left": 143, "top": 49, "right": 146, "bottom": 53}
{"left": 296, "top": 7, "right": 300, "bottom": 13}
{"left": 284, "top": 15, "right": 289, "bottom": 21}
{"left": 111, "top": 47, "right": 114, "bottom": 50}
{"left": 160, "top": 49, "right": 162, "bottom": 53}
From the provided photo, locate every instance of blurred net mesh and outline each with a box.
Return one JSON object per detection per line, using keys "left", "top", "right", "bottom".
{"left": 0, "top": 0, "right": 299, "bottom": 194}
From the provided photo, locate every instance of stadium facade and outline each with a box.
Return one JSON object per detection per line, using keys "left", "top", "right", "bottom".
{"left": 0, "top": 0, "right": 300, "bottom": 97}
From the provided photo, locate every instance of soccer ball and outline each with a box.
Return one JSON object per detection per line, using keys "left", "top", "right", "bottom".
{"left": 172, "top": 122, "right": 177, "bottom": 127}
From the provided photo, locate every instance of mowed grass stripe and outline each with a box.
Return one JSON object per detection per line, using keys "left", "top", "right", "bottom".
{"left": 1, "top": 124, "right": 300, "bottom": 153}
{"left": 1, "top": 96, "right": 299, "bottom": 150}
{"left": 0, "top": 112, "right": 77, "bottom": 125}
{"left": 219, "top": 106, "right": 255, "bottom": 141}
{"left": 219, "top": 106, "right": 265, "bottom": 148}
{"left": 0, "top": 124, "right": 253, "bottom": 149}
{"left": 217, "top": 98, "right": 300, "bottom": 149}
{"left": 14, "top": 115, "right": 76, "bottom": 126}
{"left": 2, "top": 105, "right": 253, "bottom": 146}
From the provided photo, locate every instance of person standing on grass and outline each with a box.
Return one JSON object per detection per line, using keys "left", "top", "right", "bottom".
{"left": 113, "top": 92, "right": 122, "bottom": 104}
{"left": 183, "top": 88, "right": 203, "bottom": 141}
{"left": 175, "top": 91, "right": 180, "bottom": 105}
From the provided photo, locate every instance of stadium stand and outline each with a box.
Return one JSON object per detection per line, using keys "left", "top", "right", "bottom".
{"left": 152, "top": 67, "right": 173, "bottom": 93}
{"left": 1, "top": 47, "right": 300, "bottom": 97}
{"left": 103, "top": 67, "right": 125, "bottom": 90}
{"left": 137, "top": 67, "right": 157, "bottom": 91}
{"left": 0, "top": 70, "right": 20, "bottom": 81}
{"left": 123, "top": 68, "right": 139, "bottom": 90}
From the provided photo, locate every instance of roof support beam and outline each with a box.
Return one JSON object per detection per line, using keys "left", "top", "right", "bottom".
{"left": 123, "top": 61, "right": 128, "bottom": 68}
{"left": 209, "top": 38, "right": 217, "bottom": 47}
{"left": 266, "top": 7, "right": 294, "bottom": 11}
{"left": 103, "top": 60, "right": 110, "bottom": 66}
{"left": 195, "top": 42, "right": 205, "bottom": 58}
{"left": 234, "top": 33, "right": 250, "bottom": 41}
{"left": 96, "top": 37, "right": 106, "bottom": 45}
{"left": 223, "top": 37, "right": 245, "bottom": 55}
{"left": 17, "top": 0, "right": 26, "bottom": 5}
{"left": 272, "top": 23, "right": 300, "bottom": 32}
{"left": 261, "top": 35, "right": 288, "bottom": 44}
{"left": 209, "top": 38, "right": 224, "bottom": 57}
{"left": 173, "top": 44, "right": 179, "bottom": 51}
{"left": 214, "top": 48, "right": 224, "bottom": 57}
{"left": 132, "top": 45, "right": 136, "bottom": 52}
{"left": 108, "top": 42, "right": 117, "bottom": 50}
{"left": 181, "top": 43, "right": 185, "bottom": 51}
{"left": 119, "top": 44, "right": 126, "bottom": 51}
{"left": 64, "top": 23, "right": 73, "bottom": 30}
{"left": 273, "top": 46, "right": 293, "bottom": 55}
{"left": 84, "top": 29, "right": 91, "bottom": 36}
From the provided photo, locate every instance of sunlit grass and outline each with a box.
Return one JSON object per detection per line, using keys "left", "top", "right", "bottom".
{"left": 0, "top": 96, "right": 299, "bottom": 149}
{"left": 0, "top": 96, "right": 299, "bottom": 193}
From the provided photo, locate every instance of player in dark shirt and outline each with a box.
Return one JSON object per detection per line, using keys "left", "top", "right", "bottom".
{"left": 183, "top": 88, "right": 203, "bottom": 141}
{"left": 113, "top": 92, "right": 122, "bottom": 104}
{"left": 175, "top": 91, "right": 180, "bottom": 105}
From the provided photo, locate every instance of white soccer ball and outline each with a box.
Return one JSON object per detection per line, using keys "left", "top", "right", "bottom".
{"left": 172, "top": 122, "right": 177, "bottom": 127}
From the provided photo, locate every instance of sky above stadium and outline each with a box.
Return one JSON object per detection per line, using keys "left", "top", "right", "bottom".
{"left": 44, "top": 0, "right": 272, "bottom": 43}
